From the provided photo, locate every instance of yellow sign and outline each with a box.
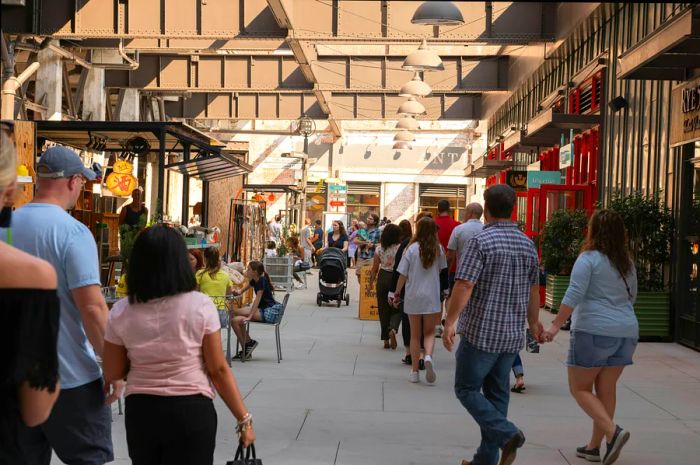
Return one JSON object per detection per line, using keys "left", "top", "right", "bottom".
{"left": 358, "top": 265, "right": 379, "bottom": 321}
{"left": 106, "top": 158, "right": 138, "bottom": 196}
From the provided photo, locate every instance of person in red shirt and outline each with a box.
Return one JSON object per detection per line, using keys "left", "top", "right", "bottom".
{"left": 434, "top": 199, "right": 460, "bottom": 337}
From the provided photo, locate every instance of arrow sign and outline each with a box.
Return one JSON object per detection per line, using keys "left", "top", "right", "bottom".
{"left": 329, "top": 200, "right": 345, "bottom": 207}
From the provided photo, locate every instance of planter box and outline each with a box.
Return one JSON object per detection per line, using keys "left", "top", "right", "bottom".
{"left": 634, "top": 291, "right": 671, "bottom": 340}
{"left": 545, "top": 274, "right": 570, "bottom": 313}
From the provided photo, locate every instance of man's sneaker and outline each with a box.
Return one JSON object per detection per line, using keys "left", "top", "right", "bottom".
{"left": 435, "top": 325, "right": 443, "bottom": 338}
{"left": 232, "top": 350, "right": 245, "bottom": 360}
{"left": 425, "top": 356, "right": 437, "bottom": 384}
{"left": 576, "top": 446, "right": 601, "bottom": 462}
{"left": 499, "top": 430, "right": 525, "bottom": 465}
{"left": 245, "top": 340, "right": 259, "bottom": 356}
{"left": 603, "top": 425, "right": 629, "bottom": 465}
{"left": 409, "top": 370, "right": 419, "bottom": 383}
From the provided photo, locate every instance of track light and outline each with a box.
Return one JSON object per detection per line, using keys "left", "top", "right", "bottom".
{"left": 394, "top": 131, "right": 416, "bottom": 142}
{"left": 393, "top": 141, "right": 413, "bottom": 150}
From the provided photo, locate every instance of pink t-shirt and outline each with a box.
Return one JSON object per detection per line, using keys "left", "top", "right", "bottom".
{"left": 105, "top": 291, "right": 221, "bottom": 398}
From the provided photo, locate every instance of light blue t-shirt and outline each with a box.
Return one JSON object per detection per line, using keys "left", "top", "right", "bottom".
{"left": 562, "top": 250, "right": 639, "bottom": 339}
{"left": 8, "top": 203, "right": 103, "bottom": 388}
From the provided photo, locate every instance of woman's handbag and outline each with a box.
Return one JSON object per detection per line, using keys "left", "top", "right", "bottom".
{"left": 227, "top": 443, "right": 262, "bottom": 465}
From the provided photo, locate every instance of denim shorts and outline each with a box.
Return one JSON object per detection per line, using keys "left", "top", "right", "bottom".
{"left": 566, "top": 330, "right": 637, "bottom": 368}
{"left": 217, "top": 309, "right": 230, "bottom": 329}
{"left": 260, "top": 302, "right": 283, "bottom": 324}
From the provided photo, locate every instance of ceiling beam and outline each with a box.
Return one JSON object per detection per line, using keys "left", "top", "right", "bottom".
{"left": 268, "top": 0, "right": 341, "bottom": 137}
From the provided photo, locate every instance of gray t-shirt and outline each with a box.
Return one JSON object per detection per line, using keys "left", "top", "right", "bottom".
{"left": 397, "top": 242, "right": 447, "bottom": 315}
{"left": 300, "top": 225, "right": 313, "bottom": 251}
{"left": 447, "top": 219, "right": 484, "bottom": 271}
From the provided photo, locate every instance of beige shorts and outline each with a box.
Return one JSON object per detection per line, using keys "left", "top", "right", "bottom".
{"left": 355, "top": 258, "right": 373, "bottom": 275}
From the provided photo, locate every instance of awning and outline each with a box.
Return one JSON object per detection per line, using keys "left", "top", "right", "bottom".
{"left": 618, "top": 5, "right": 700, "bottom": 80}
{"left": 502, "top": 128, "right": 564, "bottom": 153}
{"left": 465, "top": 153, "right": 513, "bottom": 178}
{"left": 165, "top": 151, "right": 252, "bottom": 182}
{"left": 36, "top": 120, "right": 225, "bottom": 154}
{"left": 243, "top": 184, "right": 301, "bottom": 194}
{"left": 528, "top": 108, "right": 600, "bottom": 135}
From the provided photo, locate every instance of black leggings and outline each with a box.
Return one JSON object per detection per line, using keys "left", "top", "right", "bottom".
{"left": 125, "top": 394, "right": 217, "bottom": 465}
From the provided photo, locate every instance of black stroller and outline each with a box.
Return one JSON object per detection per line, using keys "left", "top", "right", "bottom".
{"left": 317, "top": 247, "right": 350, "bottom": 307}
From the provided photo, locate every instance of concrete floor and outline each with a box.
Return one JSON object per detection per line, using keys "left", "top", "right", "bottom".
{"left": 54, "top": 270, "right": 700, "bottom": 464}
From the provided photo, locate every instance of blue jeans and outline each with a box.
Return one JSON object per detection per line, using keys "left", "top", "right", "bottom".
{"left": 455, "top": 338, "right": 520, "bottom": 465}
{"left": 512, "top": 353, "right": 524, "bottom": 378}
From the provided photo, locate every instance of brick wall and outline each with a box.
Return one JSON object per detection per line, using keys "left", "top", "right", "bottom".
{"left": 207, "top": 175, "right": 243, "bottom": 252}
{"left": 383, "top": 182, "right": 417, "bottom": 222}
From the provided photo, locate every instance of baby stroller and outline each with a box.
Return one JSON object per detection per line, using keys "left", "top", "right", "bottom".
{"left": 317, "top": 247, "right": 350, "bottom": 307}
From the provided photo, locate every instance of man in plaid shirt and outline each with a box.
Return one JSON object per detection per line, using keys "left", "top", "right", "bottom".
{"left": 444, "top": 184, "right": 543, "bottom": 465}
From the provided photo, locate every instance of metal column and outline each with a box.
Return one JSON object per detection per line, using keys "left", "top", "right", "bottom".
{"left": 201, "top": 181, "right": 209, "bottom": 227}
{"left": 156, "top": 128, "right": 166, "bottom": 220}
{"left": 181, "top": 143, "right": 190, "bottom": 225}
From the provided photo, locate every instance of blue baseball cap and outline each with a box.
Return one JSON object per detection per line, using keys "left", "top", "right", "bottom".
{"left": 36, "top": 146, "right": 97, "bottom": 180}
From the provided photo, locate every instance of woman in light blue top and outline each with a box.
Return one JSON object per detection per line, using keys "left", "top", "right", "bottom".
{"left": 543, "top": 210, "right": 638, "bottom": 465}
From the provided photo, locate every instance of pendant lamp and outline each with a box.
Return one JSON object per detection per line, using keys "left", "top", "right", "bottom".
{"left": 393, "top": 141, "right": 413, "bottom": 150}
{"left": 411, "top": 1, "right": 465, "bottom": 26}
{"left": 399, "top": 73, "right": 432, "bottom": 97}
{"left": 402, "top": 39, "right": 444, "bottom": 72}
{"left": 397, "top": 97, "right": 427, "bottom": 116}
{"left": 396, "top": 116, "right": 420, "bottom": 131}
{"left": 394, "top": 131, "right": 416, "bottom": 142}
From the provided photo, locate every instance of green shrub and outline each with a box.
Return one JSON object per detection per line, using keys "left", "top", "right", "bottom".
{"left": 541, "top": 209, "right": 589, "bottom": 275}
{"left": 608, "top": 192, "right": 673, "bottom": 291}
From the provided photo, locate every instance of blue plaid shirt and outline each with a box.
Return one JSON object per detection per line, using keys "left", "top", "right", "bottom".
{"left": 359, "top": 227, "right": 381, "bottom": 260}
{"left": 456, "top": 221, "right": 539, "bottom": 353}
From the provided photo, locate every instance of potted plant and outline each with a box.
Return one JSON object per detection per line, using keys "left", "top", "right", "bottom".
{"left": 540, "top": 209, "right": 589, "bottom": 312}
{"left": 609, "top": 192, "right": 673, "bottom": 340}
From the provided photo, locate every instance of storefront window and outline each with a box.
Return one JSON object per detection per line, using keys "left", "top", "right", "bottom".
{"left": 418, "top": 184, "right": 466, "bottom": 220}
{"left": 347, "top": 193, "right": 380, "bottom": 222}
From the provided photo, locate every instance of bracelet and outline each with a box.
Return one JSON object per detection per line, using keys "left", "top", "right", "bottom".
{"left": 236, "top": 413, "right": 253, "bottom": 433}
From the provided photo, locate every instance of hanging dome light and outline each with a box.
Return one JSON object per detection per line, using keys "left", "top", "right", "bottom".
{"left": 402, "top": 39, "right": 444, "bottom": 72}
{"left": 394, "top": 131, "right": 416, "bottom": 142}
{"left": 396, "top": 116, "right": 420, "bottom": 131}
{"left": 399, "top": 73, "right": 432, "bottom": 97}
{"left": 393, "top": 141, "right": 413, "bottom": 150}
{"left": 397, "top": 97, "right": 427, "bottom": 116}
{"left": 411, "top": 1, "right": 465, "bottom": 26}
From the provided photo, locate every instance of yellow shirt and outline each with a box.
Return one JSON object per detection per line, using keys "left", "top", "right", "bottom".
{"left": 196, "top": 269, "right": 232, "bottom": 309}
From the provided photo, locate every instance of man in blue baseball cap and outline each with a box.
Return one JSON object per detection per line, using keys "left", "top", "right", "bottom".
{"left": 13, "top": 145, "right": 119, "bottom": 465}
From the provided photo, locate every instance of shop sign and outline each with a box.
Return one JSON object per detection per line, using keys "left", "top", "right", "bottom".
{"left": 671, "top": 76, "right": 700, "bottom": 147}
{"left": 329, "top": 200, "right": 345, "bottom": 207}
{"left": 527, "top": 171, "right": 562, "bottom": 189}
{"left": 559, "top": 143, "right": 573, "bottom": 169}
{"left": 506, "top": 170, "right": 528, "bottom": 191}
{"left": 328, "top": 184, "right": 347, "bottom": 193}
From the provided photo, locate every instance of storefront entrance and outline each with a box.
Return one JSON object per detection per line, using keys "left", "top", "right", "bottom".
{"left": 418, "top": 184, "right": 466, "bottom": 220}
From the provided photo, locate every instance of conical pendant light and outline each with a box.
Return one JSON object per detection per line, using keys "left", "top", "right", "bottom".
{"left": 402, "top": 39, "right": 444, "bottom": 72}
{"left": 396, "top": 116, "right": 420, "bottom": 131}
{"left": 392, "top": 141, "right": 413, "bottom": 150}
{"left": 397, "top": 97, "right": 427, "bottom": 116}
{"left": 411, "top": 2, "right": 465, "bottom": 26}
{"left": 399, "top": 73, "right": 432, "bottom": 97}
{"left": 394, "top": 130, "right": 416, "bottom": 142}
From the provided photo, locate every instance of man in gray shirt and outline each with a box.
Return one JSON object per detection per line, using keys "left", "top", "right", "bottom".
{"left": 447, "top": 202, "right": 484, "bottom": 273}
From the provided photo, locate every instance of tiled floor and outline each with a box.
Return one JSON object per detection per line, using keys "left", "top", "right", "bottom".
{"left": 54, "top": 270, "right": 700, "bottom": 464}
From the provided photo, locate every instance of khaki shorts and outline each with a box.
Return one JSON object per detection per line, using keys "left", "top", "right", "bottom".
{"left": 355, "top": 258, "right": 373, "bottom": 275}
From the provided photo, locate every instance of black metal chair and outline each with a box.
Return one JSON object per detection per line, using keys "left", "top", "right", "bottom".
{"left": 237, "top": 293, "right": 290, "bottom": 363}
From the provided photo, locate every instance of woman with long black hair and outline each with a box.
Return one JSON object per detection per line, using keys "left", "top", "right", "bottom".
{"left": 543, "top": 210, "right": 638, "bottom": 465}
{"left": 103, "top": 226, "right": 254, "bottom": 465}
{"left": 392, "top": 217, "right": 447, "bottom": 384}
{"left": 369, "top": 223, "right": 402, "bottom": 350}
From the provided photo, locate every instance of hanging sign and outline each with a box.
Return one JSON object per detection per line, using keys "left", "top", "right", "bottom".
{"left": 506, "top": 170, "right": 528, "bottom": 191}
{"left": 328, "top": 184, "right": 347, "bottom": 193}
{"left": 105, "top": 159, "right": 138, "bottom": 196}
{"left": 527, "top": 171, "right": 562, "bottom": 189}
{"left": 559, "top": 143, "right": 573, "bottom": 169}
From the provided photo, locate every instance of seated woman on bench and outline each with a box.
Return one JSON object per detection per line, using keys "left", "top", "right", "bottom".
{"left": 231, "top": 261, "right": 283, "bottom": 360}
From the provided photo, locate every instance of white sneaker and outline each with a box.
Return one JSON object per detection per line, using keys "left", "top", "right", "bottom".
{"left": 294, "top": 282, "right": 305, "bottom": 289}
{"left": 425, "top": 355, "right": 436, "bottom": 384}
{"left": 409, "top": 370, "right": 420, "bottom": 383}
